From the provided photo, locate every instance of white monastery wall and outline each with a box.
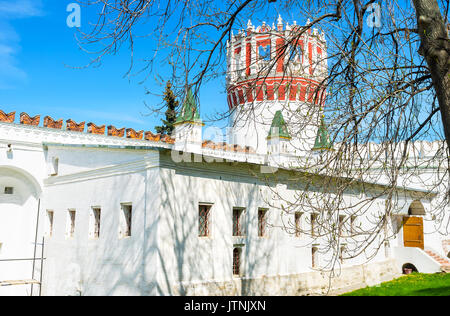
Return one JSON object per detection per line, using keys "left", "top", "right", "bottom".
{"left": 155, "top": 153, "right": 415, "bottom": 295}
{"left": 41, "top": 146, "right": 161, "bottom": 296}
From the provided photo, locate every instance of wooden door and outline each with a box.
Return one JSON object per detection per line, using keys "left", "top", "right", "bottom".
{"left": 403, "top": 216, "right": 424, "bottom": 249}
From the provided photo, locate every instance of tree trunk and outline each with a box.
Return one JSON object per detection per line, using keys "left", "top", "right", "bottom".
{"left": 412, "top": 0, "right": 450, "bottom": 150}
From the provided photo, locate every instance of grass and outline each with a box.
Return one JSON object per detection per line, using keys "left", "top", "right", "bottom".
{"left": 341, "top": 273, "right": 450, "bottom": 296}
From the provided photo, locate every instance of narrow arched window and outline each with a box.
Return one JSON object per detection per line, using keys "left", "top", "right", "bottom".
{"left": 285, "top": 83, "right": 291, "bottom": 100}
{"left": 274, "top": 84, "right": 280, "bottom": 100}
{"left": 305, "top": 86, "right": 310, "bottom": 102}
{"left": 235, "top": 90, "right": 240, "bottom": 106}
{"left": 296, "top": 45, "right": 303, "bottom": 63}
{"left": 258, "top": 45, "right": 271, "bottom": 61}
{"left": 243, "top": 87, "right": 248, "bottom": 103}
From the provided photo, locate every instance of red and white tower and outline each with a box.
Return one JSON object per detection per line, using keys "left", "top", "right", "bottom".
{"left": 226, "top": 16, "right": 328, "bottom": 155}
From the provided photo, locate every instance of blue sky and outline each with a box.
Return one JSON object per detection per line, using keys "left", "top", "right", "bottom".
{"left": 0, "top": 0, "right": 230, "bottom": 132}
{"left": 0, "top": 1, "right": 441, "bottom": 142}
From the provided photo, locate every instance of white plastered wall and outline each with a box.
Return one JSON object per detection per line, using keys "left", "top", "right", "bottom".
{"left": 42, "top": 146, "right": 161, "bottom": 296}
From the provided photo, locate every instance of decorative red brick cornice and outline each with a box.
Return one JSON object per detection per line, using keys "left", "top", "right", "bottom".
{"left": 145, "top": 131, "right": 161, "bottom": 142}
{"left": 233, "top": 144, "right": 246, "bottom": 153}
{"left": 126, "top": 128, "right": 143, "bottom": 140}
{"left": 2, "top": 109, "right": 257, "bottom": 153}
{"left": 0, "top": 110, "right": 15, "bottom": 123}
{"left": 245, "top": 146, "right": 256, "bottom": 154}
{"left": 161, "top": 134, "right": 175, "bottom": 144}
{"left": 203, "top": 141, "right": 211, "bottom": 148}
{"left": 107, "top": 125, "right": 125, "bottom": 137}
{"left": 66, "top": 119, "right": 85, "bottom": 132}
{"left": 216, "top": 142, "right": 227, "bottom": 151}
{"left": 202, "top": 140, "right": 255, "bottom": 153}
{"left": 20, "top": 112, "right": 41, "bottom": 126}
{"left": 44, "top": 116, "right": 63, "bottom": 129}
{"left": 87, "top": 123, "right": 106, "bottom": 135}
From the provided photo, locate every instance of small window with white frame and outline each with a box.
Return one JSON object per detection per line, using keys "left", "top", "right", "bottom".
{"left": 258, "top": 208, "right": 268, "bottom": 237}
{"left": 258, "top": 44, "right": 271, "bottom": 61}
{"left": 119, "top": 204, "right": 132, "bottom": 239}
{"left": 350, "top": 216, "right": 357, "bottom": 235}
{"left": 338, "top": 215, "right": 346, "bottom": 237}
{"left": 89, "top": 207, "right": 101, "bottom": 239}
{"left": 339, "top": 245, "right": 347, "bottom": 264}
{"left": 4, "top": 187, "right": 13, "bottom": 195}
{"left": 46, "top": 210, "right": 54, "bottom": 238}
{"left": 294, "top": 212, "right": 302, "bottom": 237}
{"left": 232, "top": 208, "right": 246, "bottom": 237}
{"left": 66, "top": 209, "right": 76, "bottom": 239}
{"left": 312, "top": 246, "right": 319, "bottom": 268}
{"left": 48, "top": 157, "right": 59, "bottom": 176}
{"left": 199, "top": 204, "right": 212, "bottom": 237}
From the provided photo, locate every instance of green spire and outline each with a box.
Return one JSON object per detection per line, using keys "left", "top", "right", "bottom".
{"left": 175, "top": 87, "right": 202, "bottom": 125}
{"left": 312, "top": 116, "right": 332, "bottom": 151}
{"left": 267, "top": 111, "right": 291, "bottom": 140}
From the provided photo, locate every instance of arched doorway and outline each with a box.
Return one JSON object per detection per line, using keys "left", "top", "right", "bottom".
{"left": 0, "top": 166, "right": 42, "bottom": 296}
{"left": 403, "top": 200, "right": 425, "bottom": 250}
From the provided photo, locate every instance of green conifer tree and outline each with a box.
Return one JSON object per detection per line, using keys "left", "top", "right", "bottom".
{"left": 155, "top": 81, "right": 179, "bottom": 135}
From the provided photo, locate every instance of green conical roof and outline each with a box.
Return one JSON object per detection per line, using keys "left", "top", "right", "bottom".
{"left": 267, "top": 111, "right": 291, "bottom": 140}
{"left": 312, "top": 116, "right": 332, "bottom": 151}
{"left": 175, "top": 87, "right": 202, "bottom": 125}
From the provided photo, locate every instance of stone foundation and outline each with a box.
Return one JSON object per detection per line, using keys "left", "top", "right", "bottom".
{"left": 175, "top": 259, "right": 400, "bottom": 296}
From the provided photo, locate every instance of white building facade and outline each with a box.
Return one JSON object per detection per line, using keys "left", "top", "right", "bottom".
{"left": 0, "top": 19, "right": 449, "bottom": 296}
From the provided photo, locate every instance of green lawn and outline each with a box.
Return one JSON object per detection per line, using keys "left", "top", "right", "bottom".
{"left": 341, "top": 273, "right": 450, "bottom": 296}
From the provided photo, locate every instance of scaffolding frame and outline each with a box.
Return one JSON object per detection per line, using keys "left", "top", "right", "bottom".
{"left": 0, "top": 199, "right": 46, "bottom": 296}
{"left": 0, "top": 237, "right": 46, "bottom": 296}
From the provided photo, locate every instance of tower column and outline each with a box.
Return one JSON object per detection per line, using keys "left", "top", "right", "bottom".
{"left": 227, "top": 18, "right": 328, "bottom": 155}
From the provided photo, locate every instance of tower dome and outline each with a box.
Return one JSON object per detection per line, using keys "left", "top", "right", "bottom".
{"left": 226, "top": 16, "right": 328, "bottom": 155}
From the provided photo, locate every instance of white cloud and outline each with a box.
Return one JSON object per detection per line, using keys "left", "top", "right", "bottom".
{"left": 0, "top": 0, "right": 43, "bottom": 89}
{"left": 67, "top": 108, "right": 147, "bottom": 126}
{"left": 0, "top": 42, "right": 26, "bottom": 89}
{"left": 0, "top": 0, "right": 43, "bottom": 18}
